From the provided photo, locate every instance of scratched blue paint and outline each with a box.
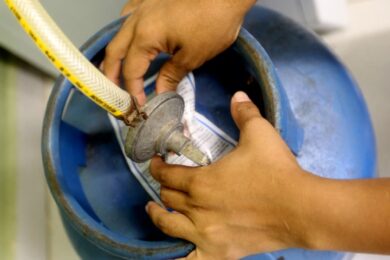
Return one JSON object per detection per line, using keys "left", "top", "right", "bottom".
{"left": 42, "top": 7, "right": 376, "bottom": 259}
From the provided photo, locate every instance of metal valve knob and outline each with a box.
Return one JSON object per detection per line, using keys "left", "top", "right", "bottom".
{"left": 124, "top": 92, "right": 210, "bottom": 166}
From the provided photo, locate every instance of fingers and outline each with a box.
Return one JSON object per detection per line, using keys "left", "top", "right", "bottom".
{"left": 103, "top": 18, "right": 135, "bottom": 85}
{"left": 155, "top": 49, "right": 197, "bottom": 94}
{"left": 146, "top": 201, "right": 196, "bottom": 241}
{"left": 122, "top": 41, "right": 158, "bottom": 105}
{"left": 230, "top": 91, "right": 263, "bottom": 131}
{"left": 150, "top": 157, "right": 198, "bottom": 192}
{"left": 160, "top": 187, "right": 190, "bottom": 213}
{"left": 105, "top": 18, "right": 159, "bottom": 105}
{"left": 104, "top": 13, "right": 202, "bottom": 102}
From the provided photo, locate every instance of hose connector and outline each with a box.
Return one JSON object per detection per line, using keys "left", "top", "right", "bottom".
{"left": 125, "top": 92, "right": 210, "bottom": 166}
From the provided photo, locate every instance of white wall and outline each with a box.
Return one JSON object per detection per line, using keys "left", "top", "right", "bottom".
{"left": 322, "top": 0, "right": 390, "bottom": 179}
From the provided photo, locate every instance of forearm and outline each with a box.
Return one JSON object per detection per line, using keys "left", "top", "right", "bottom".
{"left": 300, "top": 175, "right": 390, "bottom": 254}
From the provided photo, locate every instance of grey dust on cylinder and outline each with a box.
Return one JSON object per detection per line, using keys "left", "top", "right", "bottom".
{"left": 124, "top": 92, "right": 210, "bottom": 166}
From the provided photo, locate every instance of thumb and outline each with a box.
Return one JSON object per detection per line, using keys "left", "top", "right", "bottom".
{"left": 231, "top": 91, "right": 263, "bottom": 130}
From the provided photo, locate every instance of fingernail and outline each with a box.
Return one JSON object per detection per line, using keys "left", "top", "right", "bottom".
{"left": 232, "top": 91, "right": 251, "bottom": 103}
{"left": 99, "top": 62, "right": 104, "bottom": 71}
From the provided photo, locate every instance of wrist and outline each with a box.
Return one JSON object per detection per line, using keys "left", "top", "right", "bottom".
{"left": 276, "top": 169, "right": 322, "bottom": 250}
{"left": 286, "top": 172, "right": 343, "bottom": 251}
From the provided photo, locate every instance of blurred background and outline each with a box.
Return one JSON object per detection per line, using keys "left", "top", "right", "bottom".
{"left": 0, "top": 0, "right": 389, "bottom": 259}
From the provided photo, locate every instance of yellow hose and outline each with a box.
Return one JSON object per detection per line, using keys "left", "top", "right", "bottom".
{"left": 5, "top": 0, "right": 132, "bottom": 118}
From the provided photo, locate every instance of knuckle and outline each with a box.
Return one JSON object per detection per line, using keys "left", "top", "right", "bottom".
{"left": 174, "top": 50, "right": 203, "bottom": 70}
{"left": 122, "top": 67, "right": 135, "bottom": 81}
{"left": 155, "top": 215, "right": 170, "bottom": 232}
{"left": 187, "top": 174, "right": 200, "bottom": 190}
{"left": 159, "top": 71, "right": 181, "bottom": 88}
{"left": 143, "top": 47, "right": 159, "bottom": 60}
{"left": 173, "top": 58, "right": 193, "bottom": 70}
{"left": 241, "top": 117, "right": 263, "bottom": 131}
{"left": 105, "top": 43, "right": 124, "bottom": 59}
{"left": 198, "top": 225, "right": 223, "bottom": 244}
{"left": 159, "top": 188, "right": 170, "bottom": 205}
{"left": 134, "top": 24, "right": 155, "bottom": 41}
{"left": 151, "top": 164, "right": 167, "bottom": 182}
{"left": 187, "top": 174, "right": 208, "bottom": 197}
{"left": 156, "top": 169, "right": 169, "bottom": 185}
{"left": 149, "top": 160, "right": 158, "bottom": 175}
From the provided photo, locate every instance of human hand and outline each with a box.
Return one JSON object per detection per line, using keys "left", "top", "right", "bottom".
{"left": 120, "top": 0, "right": 144, "bottom": 16}
{"left": 146, "top": 91, "right": 313, "bottom": 259}
{"left": 102, "top": 0, "right": 256, "bottom": 105}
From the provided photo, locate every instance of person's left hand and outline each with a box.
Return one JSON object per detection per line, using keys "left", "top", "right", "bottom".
{"left": 102, "top": 0, "right": 255, "bottom": 105}
{"left": 146, "top": 91, "right": 313, "bottom": 259}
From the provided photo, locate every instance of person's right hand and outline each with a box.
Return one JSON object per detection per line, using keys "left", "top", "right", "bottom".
{"left": 102, "top": 0, "right": 256, "bottom": 105}
{"left": 146, "top": 92, "right": 390, "bottom": 258}
{"left": 145, "top": 91, "right": 311, "bottom": 259}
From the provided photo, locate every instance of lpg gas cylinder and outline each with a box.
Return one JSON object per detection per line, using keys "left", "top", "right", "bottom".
{"left": 42, "top": 6, "right": 376, "bottom": 260}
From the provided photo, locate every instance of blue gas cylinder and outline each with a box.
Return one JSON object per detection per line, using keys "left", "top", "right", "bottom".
{"left": 42, "top": 6, "right": 376, "bottom": 260}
